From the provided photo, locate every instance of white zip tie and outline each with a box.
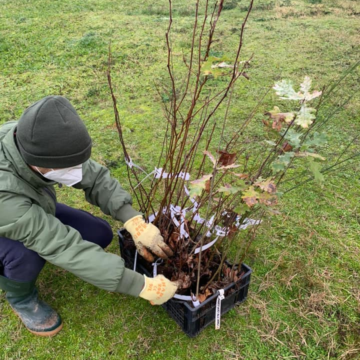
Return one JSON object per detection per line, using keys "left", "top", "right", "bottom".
{"left": 154, "top": 167, "right": 166, "bottom": 179}
{"left": 215, "top": 225, "right": 228, "bottom": 237}
{"left": 155, "top": 168, "right": 190, "bottom": 180}
{"left": 170, "top": 205, "right": 189, "bottom": 239}
{"left": 152, "top": 258, "right": 163, "bottom": 277}
{"left": 133, "top": 250, "right": 138, "bottom": 271}
{"left": 193, "top": 213, "right": 205, "bottom": 224}
{"left": 170, "top": 209, "right": 180, "bottom": 227}
{"left": 179, "top": 221, "right": 187, "bottom": 238}
{"left": 179, "top": 208, "right": 188, "bottom": 238}
{"left": 172, "top": 294, "right": 201, "bottom": 307}
{"left": 134, "top": 170, "right": 156, "bottom": 190}
{"left": 206, "top": 214, "right": 215, "bottom": 229}
{"left": 237, "top": 218, "right": 262, "bottom": 229}
{"left": 173, "top": 294, "right": 193, "bottom": 301}
{"left": 215, "top": 289, "right": 225, "bottom": 330}
{"left": 178, "top": 171, "right": 190, "bottom": 180}
{"left": 194, "top": 236, "right": 220, "bottom": 254}
{"left": 125, "top": 156, "right": 146, "bottom": 173}
{"left": 148, "top": 213, "right": 157, "bottom": 223}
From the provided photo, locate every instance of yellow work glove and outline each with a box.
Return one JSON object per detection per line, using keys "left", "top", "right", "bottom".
{"left": 124, "top": 215, "right": 173, "bottom": 262}
{"left": 139, "top": 275, "right": 178, "bottom": 305}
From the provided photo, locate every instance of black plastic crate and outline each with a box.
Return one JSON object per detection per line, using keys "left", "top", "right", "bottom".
{"left": 118, "top": 229, "right": 252, "bottom": 337}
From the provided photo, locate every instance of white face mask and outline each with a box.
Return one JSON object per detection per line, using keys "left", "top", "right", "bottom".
{"left": 35, "top": 165, "right": 83, "bottom": 187}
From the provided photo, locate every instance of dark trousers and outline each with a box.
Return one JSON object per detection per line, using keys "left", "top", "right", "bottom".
{"left": 0, "top": 203, "right": 113, "bottom": 282}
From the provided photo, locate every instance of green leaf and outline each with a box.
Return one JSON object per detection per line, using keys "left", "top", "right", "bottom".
{"left": 307, "top": 158, "right": 324, "bottom": 183}
{"left": 274, "top": 77, "right": 322, "bottom": 101}
{"left": 234, "top": 203, "right": 248, "bottom": 215}
{"left": 295, "top": 104, "right": 316, "bottom": 128}
{"left": 189, "top": 174, "right": 212, "bottom": 198}
{"left": 271, "top": 162, "right": 286, "bottom": 172}
{"left": 217, "top": 184, "right": 242, "bottom": 195}
{"left": 302, "top": 131, "right": 327, "bottom": 148}
{"left": 271, "top": 152, "right": 295, "bottom": 173}
{"left": 273, "top": 80, "right": 303, "bottom": 100}
{"left": 282, "top": 151, "right": 295, "bottom": 163}
{"left": 264, "top": 140, "right": 277, "bottom": 146}
{"left": 283, "top": 128, "right": 303, "bottom": 148}
{"left": 295, "top": 152, "right": 326, "bottom": 160}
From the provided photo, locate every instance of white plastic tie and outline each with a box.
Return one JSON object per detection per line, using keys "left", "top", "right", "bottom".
{"left": 194, "top": 236, "right": 220, "bottom": 255}
{"left": 148, "top": 213, "right": 157, "bottom": 223}
{"left": 154, "top": 168, "right": 190, "bottom": 180}
{"left": 206, "top": 214, "right": 215, "bottom": 229}
{"left": 192, "top": 298, "right": 201, "bottom": 307}
{"left": 193, "top": 213, "right": 205, "bottom": 224}
{"left": 170, "top": 205, "right": 189, "bottom": 239}
{"left": 172, "top": 294, "right": 200, "bottom": 307}
{"left": 215, "top": 225, "right": 228, "bottom": 237}
{"left": 170, "top": 209, "right": 180, "bottom": 227}
{"left": 237, "top": 218, "right": 262, "bottom": 230}
{"left": 125, "top": 156, "right": 146, "bottom": 173}
{"left": 179, "top": 208, "right": 188, "bottom": 239}
{"left": 178, "top": 171, "right": 190, "bottom": 180}
{"left": 173, "top": 294, "right": 193, "bottom": 301}
{"left": 133, "top": 250, "right": 138, "bottom": 271}
{"left": 215, "top": 289, "right": 225, "bottom": 330}
{"left": 134, "top": 170, "right": 156, "bottom": 189}
{"left": 152, "top": 258, "right": 163, "bottom": 277}
{"left": 184, "top": 186, "right": 199, "bottom": 213}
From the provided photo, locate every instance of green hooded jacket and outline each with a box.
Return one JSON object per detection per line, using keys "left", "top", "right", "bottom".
{"left": 0, "top": 121, "right": 144, "bottom": 296}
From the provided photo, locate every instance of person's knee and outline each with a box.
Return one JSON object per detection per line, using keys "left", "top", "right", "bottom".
{"left": 98, "top": 220, "right": 113, "bottom": 249}
{"left": 4, "top": 246, "right": 45, "bottom": 282}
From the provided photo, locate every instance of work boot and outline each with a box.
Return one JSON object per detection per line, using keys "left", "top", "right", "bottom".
{"left": 0, "top": 275, "right": 63, "bottom": 336}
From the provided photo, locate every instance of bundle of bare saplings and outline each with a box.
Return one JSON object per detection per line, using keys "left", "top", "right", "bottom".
{"left": 108, "top": 0, "right": 358, "bottom": 305}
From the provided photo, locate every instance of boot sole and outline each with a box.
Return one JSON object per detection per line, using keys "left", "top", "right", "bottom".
{"left": 11, "top": 307, "right": 63, "bottom": 337}
{"left": 29, "top": 322, "right": 63, "bottom": 337}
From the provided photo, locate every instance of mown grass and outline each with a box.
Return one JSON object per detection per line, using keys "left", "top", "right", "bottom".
{"left": 0, "top": 0, "right": 359, "bottom": 359}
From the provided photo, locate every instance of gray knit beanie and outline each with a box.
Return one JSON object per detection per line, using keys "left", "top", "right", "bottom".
{"left": 17, "top": 96, "right": 92, "bottom": 168}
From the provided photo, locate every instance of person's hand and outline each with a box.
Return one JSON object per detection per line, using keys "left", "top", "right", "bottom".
{"left": 124, "top": 215, "right": 173, "bottom": 262}
{"left": 139, "top": 275, "right": 178, "bottom": 305}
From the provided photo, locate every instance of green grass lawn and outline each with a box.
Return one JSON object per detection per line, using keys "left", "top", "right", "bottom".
{"left": 0, "top": 0, "right": 360, "bottom": 359}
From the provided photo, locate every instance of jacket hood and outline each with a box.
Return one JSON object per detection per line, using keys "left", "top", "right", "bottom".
{"left": 0, "top": 122, "right": 57, "bottom": 189}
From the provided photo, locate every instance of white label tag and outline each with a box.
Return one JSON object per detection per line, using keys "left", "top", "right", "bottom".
{"left": 215, "top": 289, "right": 225, "bottom": 330}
